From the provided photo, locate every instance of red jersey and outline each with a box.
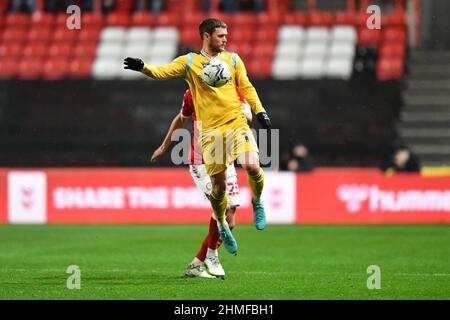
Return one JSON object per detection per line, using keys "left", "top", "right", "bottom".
{"left": 181, "top": 89, "right": 246, "bottom": 165}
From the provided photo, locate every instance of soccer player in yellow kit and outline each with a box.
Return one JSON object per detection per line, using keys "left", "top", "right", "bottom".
{"left": 124, "top": 18, "right": 272, "bottom": 255}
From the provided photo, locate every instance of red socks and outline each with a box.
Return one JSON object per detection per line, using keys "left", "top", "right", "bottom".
{"left": 195, "top": 216, "right": 221, "bottom": 261}
{"left": 208, "top": 216, "right": 220, "bottom": 250}
{"left": 196, "top": 235, "right": 209, "bottom": 261}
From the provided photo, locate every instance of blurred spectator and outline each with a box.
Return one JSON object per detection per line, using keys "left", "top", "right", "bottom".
{"left": 45, "top": 0, "right": 81, "bottom": 12}
{"left": 201, "top": 0, "right": 211, "bottom": 13}
{"left": 291, "top": 143, "right": 314, "bottom": 172}
{"left": 384, "top": 146, "right": 421, "bottom": 174}
{"left": 220, "top": 0, "right": 265, "bottom": 13}
{"left": 11, "top": 0, "right": 36, "bottom": 12}
{"left": 280, "top": 144, "right": 314, "bottom": 172}
{"left": 134, "top": 0, "right": 164, "bottom": 13}
{"left": 287, "top": 158, "right": 299, "bottom": 172}
{"left": 102, "top": 0, "right": 115, "bottom": 13}
{"left": 220, "top": 0, "right": 239, "bottom": 13}
{"left": 239, "top": 0, "right": 252, "bottom": 10}
{"left": 252, "top": 0, "right": 264, "bottom": 12}
{"left": 279, "top": 152, "right": 290, "bottom": 171}
{"left": 239, "top": 0, "right": 264, "bottom": 12}
{"left": 290, "top": 0, "right": 306, "bottom": 11}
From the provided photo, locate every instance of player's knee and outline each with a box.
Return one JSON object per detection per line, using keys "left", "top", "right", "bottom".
{"left": 243, "top": 163, "right": 260, "bottom": 176}
{"left": 211, "top": 174, "right": 227, "bottom": 194}
{"left": 211, "top": 182, "right": 226, "bottom": 195}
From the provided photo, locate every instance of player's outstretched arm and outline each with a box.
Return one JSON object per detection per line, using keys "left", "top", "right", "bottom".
{"left": 124, "top": 55, "right": 188, "bottom": 79}
{"left": 124, "top": 57, "right": 144, "bottom": 71}
{"left": 150, "top": 113, "right": 188, "bottom": 163}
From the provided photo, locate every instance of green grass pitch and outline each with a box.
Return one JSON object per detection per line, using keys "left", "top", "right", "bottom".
{"left": 0, "top": 224, "right": 449, "bottom": 299}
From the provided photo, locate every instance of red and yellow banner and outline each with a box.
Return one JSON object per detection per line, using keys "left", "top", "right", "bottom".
{"left": 2, "top": 168, "right": 450, "bottom": 224}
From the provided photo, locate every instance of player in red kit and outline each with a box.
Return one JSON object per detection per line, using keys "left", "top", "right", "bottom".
{"left": 151, "top": 89, "right": 252, "bottom": 278}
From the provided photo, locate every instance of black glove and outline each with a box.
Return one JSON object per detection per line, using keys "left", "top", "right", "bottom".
{"left": 256, "top": 112, "right": 272, "bottom": 129}
{"left": 124, "top": 57, "right": 144, "bottom": 72}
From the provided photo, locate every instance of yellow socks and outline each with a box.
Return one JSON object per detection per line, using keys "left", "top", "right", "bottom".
{"left": 247, "top": 168, "right": 264, "bottom": 202}
{"left": 210, "top": 192, "right": 228, "bottom": 224}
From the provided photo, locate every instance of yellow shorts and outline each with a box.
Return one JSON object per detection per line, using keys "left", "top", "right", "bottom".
{"left": 200, "top": 119, "right": 259, "bottom": 176}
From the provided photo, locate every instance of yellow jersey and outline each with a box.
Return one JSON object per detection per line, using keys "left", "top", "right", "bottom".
{"left": 141, "top": 51, "right": 266, "bottom": 131}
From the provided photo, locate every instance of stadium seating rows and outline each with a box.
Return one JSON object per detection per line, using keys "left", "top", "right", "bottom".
{"left": 0, "top": 10, "right": 406, "bottom": 80}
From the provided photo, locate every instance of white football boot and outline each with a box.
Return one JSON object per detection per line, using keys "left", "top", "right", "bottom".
{"left": 185, "top": 263, "right": 215, "bottom": 278}
{"left": 204, "top": 251, "right": 226, "bottom": 277}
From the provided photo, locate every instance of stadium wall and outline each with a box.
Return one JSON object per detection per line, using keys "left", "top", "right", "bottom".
{"left": 2, "top": 168, "right": 449, "bottom": 225}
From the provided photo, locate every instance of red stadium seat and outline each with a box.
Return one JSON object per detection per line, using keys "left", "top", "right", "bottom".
{"left": 30, "top": 12, "right": 54, "bottom": 28}
{"left": 6, "top": 13, "right": 30, "bottom": 28}
{"left": 182, "top": 12, "right": 206, "bottom": 27}
{"left": 379, "top": 42, "right": 405, "bottom": 59}
{"left": 252, "top": 43, "right": 275, "bottom": 60}
{"left": 212, "top": 13, "right": 231, "bottom": 25}
{"left": 53, "top": 28, "right": 80, "bottom": 43}
{"left": 166, "top": 0, "right": 188, "bottom": 12}
{"left": 18, "top": 58, "right": 43, "bottom": 80}
{"left": 256, "top": 12, "right": 281, "bottom": 27}
{"left": 247, "top": 59, "right": 272, "bottom": 79}
{"left": 376, "top": 57, "right": 404, "bottom": 81}
{"left": 0, "top": 43, "right": 24, "bottom": 58}
{"left": 355, "top": 11, "right": 371, "bottom": 27}
{"left": 43, "top": 58, "right": 69, "bottom": 80}
{"left": 334, "top": 11, "right": 357, "bottom": 26}
{"left": 105, "top": 13, "right": 130, "bottom": 27}
{"left": 27, "top": 28, "right": 52, "bottom": 43}
{"left": 48, "top": 43, "right": 74, "bottom": 57}
{"left": 180, "top": 28, "right": 200, "bottom": 46}
{"left": 54, "top": 13, "right": 70, "bottom": 27}
{"left": 229, "top": 27, "right": 253, "bottom": 43}
{"left": 73, "top": 42, "right": 98, "bottom": 58}
{"left": 358, "top": 28, "right": 382, "bottom": 47}
{"left": 115, "top": 0, "right": 134, "bottom": 13}
{"left": 156, "top": 12, "right": 180, "bottom": 27}
{"left": 78, "top": 27, "right": 101, "bottom": 43}
{"left": 69, "top": 59, "right": 93, "bottom": 79}
{"left": 0, "top": 59, "right": 18, "bottom": 78}
{"left": 23, "top": 43, "right": 48, "bottom": 57}
{"left": 282, "top": 12, "right": 307, "bottom": 26}
{"left": 236, "top": 43, "right": 253, "bottom": 62}
{"left": 307, "top": 12, "right": 334, "bottom": 27}
{"left": 130, "top": 12, "right": 154, "bottom": 27}
{"left": 225, "top": 43, "right": 239, "bottom": 53}
{"left": 231, "top": 13, "right": 257, "bottom": 28}
{"left": 81, "top": 12, "right": 104, "bottom": 27}
{"left": 2, "top": 27, "right": 28, "bottom": 43}
{"left": 238, "top": 53, "right": 251, "bottom": 66}
{"left": 255, "top": 27, "right": 278, "bottom": 42}
{"left": 383, "top": 27, "right": 406, "bottom": 43}
{"left": 0, "top": 1, "right": 9, "bottom": 13}
{"left": 383, "top": 11, "right": 406, "bottom": 27}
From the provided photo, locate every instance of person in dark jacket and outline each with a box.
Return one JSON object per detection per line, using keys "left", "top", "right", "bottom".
{"left": 385, "top": 146, "right": 421, "bottom": 174}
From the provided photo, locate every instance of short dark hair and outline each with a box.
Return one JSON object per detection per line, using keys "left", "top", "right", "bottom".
{"left": 199, "top": 18, "right": 227, "bottom": 40}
